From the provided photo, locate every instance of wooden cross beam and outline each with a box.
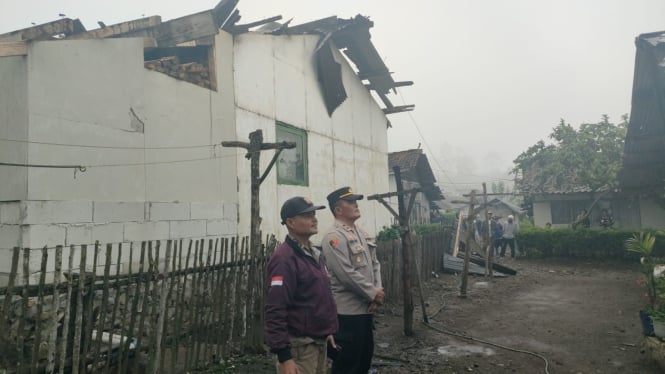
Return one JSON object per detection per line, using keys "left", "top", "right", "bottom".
{"left": 221, "top": 129, "right": 294, "bottom": 351}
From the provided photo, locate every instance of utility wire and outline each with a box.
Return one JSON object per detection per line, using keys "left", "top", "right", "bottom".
{"left": 395, "top": 89, "right": 461, "bottom": 195}
{"left": 0, "top": 162, "right": 86, "bottom": 171}
{"left": 0, "top": 136, "right": 221, "bottom": 150}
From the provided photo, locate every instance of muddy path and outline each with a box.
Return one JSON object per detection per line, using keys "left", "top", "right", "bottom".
{"left": 372, "top": 258, "right": 661, "bottom": 373}
{"left": 218, "top": 258, "right": 661, "bottom": 373}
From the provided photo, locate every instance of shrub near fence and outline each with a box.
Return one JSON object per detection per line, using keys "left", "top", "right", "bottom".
{"left": 0, "top": 236, "right": 275, "bottom": 374}
{"left": 518, "top": 228, "right": 665, "bottom": 259}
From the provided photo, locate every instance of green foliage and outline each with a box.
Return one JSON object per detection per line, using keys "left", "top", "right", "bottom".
{"left": 377, "top": 225, "right": 400, "bottom": 241}
{"left": 517, "top": 227, "right": 665, "bottom": 259}
{"left": 377, "top": 224, "right": 444, "bottom": 240}
{"left": 439, "top": 211, "right": 457, "bottom": 226}
{"left": 513, "top": 115, "right": 627, "bottom": 194}
{"left": 413, "top": 224, "right": 443, "bottom": 235}
{"left": 625, "top": 232, "right": 656, "bottom": 258}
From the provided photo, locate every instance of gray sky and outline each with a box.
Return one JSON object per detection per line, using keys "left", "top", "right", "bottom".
{"left": 2, "top": 0, "right": 664, "bottom": 195}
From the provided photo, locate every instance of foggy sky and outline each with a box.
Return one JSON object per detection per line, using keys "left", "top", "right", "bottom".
{"left": 2, "top": 0, "right": 664, "bottom": 195}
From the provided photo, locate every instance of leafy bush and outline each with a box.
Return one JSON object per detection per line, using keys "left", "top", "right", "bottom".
{"left": 377, "top": 225, "right": 400, "bottom": 241}
{"left": 517, "top": 227, "right": 665, "bottom": 260}
{"left": 413, "top": 224, "right": 443, "bottom": 235}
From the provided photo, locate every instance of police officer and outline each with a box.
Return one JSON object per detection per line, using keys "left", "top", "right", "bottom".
{"left": 264, "top": 196, "right": 338, "bottom": 374}
{"left": 321, "top": 186, "right": 384, "bottom": 374}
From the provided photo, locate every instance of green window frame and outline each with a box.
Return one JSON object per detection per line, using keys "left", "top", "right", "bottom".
{"left": 276, "top": 122, "right": 308, "bottom": 186}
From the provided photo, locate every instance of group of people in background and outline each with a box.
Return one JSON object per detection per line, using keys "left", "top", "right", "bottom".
{"left": 264, "top": 186, "right": 381, "bottom": 374}
{"left": 483, "top": 212, "right": 520, "bottom": 258}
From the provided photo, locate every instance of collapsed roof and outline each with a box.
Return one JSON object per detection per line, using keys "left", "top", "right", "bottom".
{"left": 0, "top": 0, "right": 413, "bottom": 116}
{"left": 389, "top": 149, "right": 445, "bottom": 207}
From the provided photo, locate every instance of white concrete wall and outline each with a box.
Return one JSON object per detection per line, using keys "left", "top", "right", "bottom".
{"left": 0, "top": 32, "right": 240, "bottom": 284}
{"left": 533, "top": 201, "right": 553, "bottom": 228}
{"left": 233, "top": 34, "right": 391, "bottom": 241}
{"left": 640, "top": 196, "right": 665, "bottom": 229}
{"left": 0, "top": 55, "right": 29, "bottom": 200}
{"left": 24, "top": 36, "right": 237, "bottom": 203}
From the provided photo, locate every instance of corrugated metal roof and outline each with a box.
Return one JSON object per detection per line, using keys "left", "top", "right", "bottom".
{"left": 620, "top": 30, "right": 665, "bottom": 193}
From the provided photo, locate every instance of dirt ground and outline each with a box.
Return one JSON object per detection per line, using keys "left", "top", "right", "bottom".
{"left": 218, "top": 257, "right": 663, "bottom": 373}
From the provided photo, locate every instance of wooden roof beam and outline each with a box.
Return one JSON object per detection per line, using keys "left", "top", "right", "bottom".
{"left": 383, "top": 105, "right": 415, "bottom": 115}
{"left": 67, "top": 16, "right": 162, "bottom": 40}
{"left": 0, "top": 42, "right": 27, "bottom": 57}
{"left": 0, "top": 18, "right": 86, "bottom": 42}
{"left": 364, "top": 80, "right": 413, "bottom": 91}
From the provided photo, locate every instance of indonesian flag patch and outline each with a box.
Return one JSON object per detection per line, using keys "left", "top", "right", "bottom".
{"left": 270, "top": 276, "right": 284, "bottom": 286}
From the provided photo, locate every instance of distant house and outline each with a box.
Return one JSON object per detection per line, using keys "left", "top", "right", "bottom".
{"left": 514, "top": 30, "right": 665, "bottom": 229}
{"left": 619, "top": 30, "right": 665, "bottom": 229}
{"left": 388, "top": 149, "right": 444, "bottom": 225}
{"left": 0, "top": 1, "right": 413, "bottom": 283}
{"left": 486, "top": 198, "right": 523, "bottom": 220}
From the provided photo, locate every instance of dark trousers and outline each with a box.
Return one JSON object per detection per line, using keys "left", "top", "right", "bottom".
{"left": 501, "top": 238, "right": 516, "bottom": 257}
{"left": 331, "top": 314, "right": 374, "bottom": 374}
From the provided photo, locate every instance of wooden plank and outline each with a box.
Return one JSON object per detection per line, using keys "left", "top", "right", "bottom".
{"left": 72, "top": 246, "right": 87, "bottom": 374}
{"left": 92, "top": 244, "right": 113, "bottom": 371}
{"left": 67, "top": 16, "right": 162, "bottom": 40}
{"left": 125, "top": 11, "right": 218, "bottom": 47}
{"left": 132, "top": 242, "right": 153, "bottom": 374}
{"left": 79, "top": 244, "right": 100, "bottom": 373}
{"left": 0, "top": 41, "right": 27, "bottom": 57}
{"left": 0, "top": 19, "right": 85, "bottom": 42}
{"left": 105, "top": 243, "right": 123, "bottom": 370}
{"left": 46, "top": 246, "right": 62, "bottom": 373}
{"left": 212, "top": 0, "right": 239, "bottom": 27}
{"left": 30, "top": 247, "right": 49, "bottom": 371}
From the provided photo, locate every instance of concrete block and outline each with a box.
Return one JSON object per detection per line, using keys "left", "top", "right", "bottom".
{"left": 191, "top": 202, "right": 224, "bottom": 220}
{"left": 223, "top": 203, "right": 238, "bottom": 222}
{"left": 124, "top": 221, "right": 169, "bottom": 241}
{"left": 21, "top": 224, "right": 66, "bottom": 248}
{"left": 66, "top": 224, "right": 93, "bottom": 246}
{"left": 170, "top": 220, "right": 207, "bottom": 239}
{"left": 0, "top": 248, "right": 19, "bottom": 273}
{"left": 207, "top": 219, "right": 238, "bottom": 236}
{"left": 23, "top": 200, "right": 93, "bottom": 224}
{"left": 0, "top": 201, "right": 23, "bottom": 224}
{"left": 0, "top": 224, "right": 21, "bottom": 248}
{"left": 94, "top": 201, "right": 145, "bottom": 223}
{"left": 92, "top": 223, "right": 124, "bottom": 244}
{"left": 149, "top": 202, "right": 190, "bottom": 221}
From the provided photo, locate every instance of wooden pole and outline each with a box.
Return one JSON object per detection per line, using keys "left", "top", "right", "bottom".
{"left": 452, "top": 212, "right": 464, "bottom": 257}
{"left": 394, "top": 166, "right": 414, "bottom": 336}
{"left": 459, "top": 191, "right": 476, "bottom": 298}
{"left": 222, "top": 130, "right": 295, "bottom": 351}
{"left": 482, "top": 183, "right": 494, "bottom": 277}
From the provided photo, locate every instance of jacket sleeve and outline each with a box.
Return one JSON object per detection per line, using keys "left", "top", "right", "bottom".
{"left": 322, "top": 232, "right": 378, "bottom": 302}
{"left": 264, "top": 249, "right": 297, "bottom": 362}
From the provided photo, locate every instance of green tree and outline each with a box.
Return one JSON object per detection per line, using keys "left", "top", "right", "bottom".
{"left": 513, "top": 115, "right": 627, "bottom": 194}
{"left": 513, "top": 115, "right": 627, "bottom": 220}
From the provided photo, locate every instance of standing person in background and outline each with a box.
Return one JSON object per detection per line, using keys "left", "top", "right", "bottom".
{"left": 321, "top": 187, "right": 384, "bottom": 374}
{"left": 480, "top": 211, "right": 498, "bottom": 256}
{"left": 501, "top": 215, "right": 520, "bottom": 258}
{"left": 599, "top": 209, "right": 614, "bottom": 228}
{"left": 492, "top": 216, "right": 503, "bottom": 256}
{"left": 264, "top": 196, "right": 338, "bottom": 374}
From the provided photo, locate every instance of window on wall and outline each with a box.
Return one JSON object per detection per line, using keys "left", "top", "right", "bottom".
{"left": 276, "top": 122, "right": 308, "bottom": 186}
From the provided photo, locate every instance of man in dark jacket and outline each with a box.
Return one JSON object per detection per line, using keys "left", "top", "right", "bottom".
{"left": 264, "top": 197, "right": 338, "bottom": 374}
